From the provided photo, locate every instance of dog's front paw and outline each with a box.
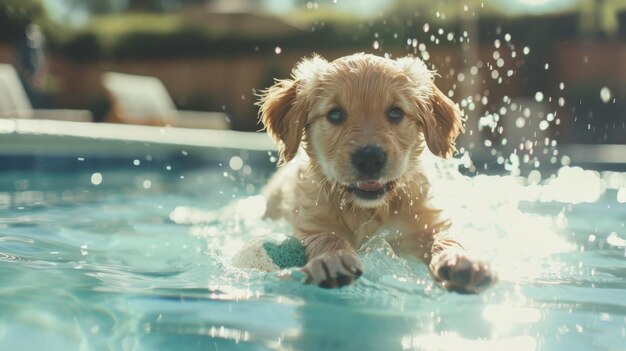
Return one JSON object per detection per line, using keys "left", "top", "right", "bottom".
{"left": 431, "top": 251, "right": 497, "bottom": 294}
{"left": 301, "top": 250, "right": 363, "bottom": 288}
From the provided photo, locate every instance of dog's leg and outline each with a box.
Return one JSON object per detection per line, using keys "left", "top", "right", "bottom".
{"left": 299, "top": 233, "right": 363, "bottom": 288}
{"left": 428, "top": 235, "right": 497, "bottom": 294}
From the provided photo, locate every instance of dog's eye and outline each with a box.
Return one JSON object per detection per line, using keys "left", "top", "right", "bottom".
{"left": 327, "top": 108, "right": 345, "bottom": 124}
{"left": 387, "top": 107, "right": 404, "bottom": 122}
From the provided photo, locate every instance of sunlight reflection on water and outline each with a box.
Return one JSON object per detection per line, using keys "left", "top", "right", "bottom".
{"left": 1, "top": 162, "right": 624, "bottom": 351}
{"left": 402, "top": 333, "right": 537, "bottom": 351}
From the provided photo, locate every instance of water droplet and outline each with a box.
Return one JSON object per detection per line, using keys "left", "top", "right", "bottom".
{"left": 617, "top": 189, "right": 626, "bottom": 203}
{"left": 274, "top": 46, "right": 282, "bottom": 54}
{"left": 133, "top": 159, "right": 141, "bottom": 166}
{"left": 559, "top": 82, "right": 565, "bottom": 90}
{"left": 229, "top": 156, "right": 243, "bottom": 171}
{"left": 515, "top": 117, "right": 526, "bottom": 128}
{"left": 504, "top": 33, "right": 511, "bottom": 42}
{"left": 539, "top": 120, "right": 550, "bottom": 131}
{"left": 80, "top": 243, "right": 88, "bottom": 256}
{"left": 544, "top": 63, "right": 550, "bottom": 70}
{"left": 91, "top": 173, "right": 102, "bottom": 185}
{"left": 527, "top": 170, "right": 542, "bottom": 184}
{"left": 142, "top": 180, "right": 152, "bottom": 189}
{"left": 523, "top": 46, "right": 530, "bottom": 55}
{"left": 372, "top": 40, "right": 380, "bottom": 50}
{"left": 600, "top": 87, "right": 612, "bottom": 103}
{"left": 246, "top": 184, "right": 256, "bottom": 194}
{"left": 535, "top": 91, "right": 544, "bottom": 102}
{"left": 423, "top": 23, "right": 430, "bottom": 32}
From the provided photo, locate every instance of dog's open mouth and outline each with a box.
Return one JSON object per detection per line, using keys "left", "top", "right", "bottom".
{"left": 347, "top": 181, "right": 389, "bottom": 200}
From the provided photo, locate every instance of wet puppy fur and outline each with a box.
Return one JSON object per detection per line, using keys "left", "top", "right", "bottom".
{"left": 259, "top": 53, "right": 496, "bottom": 293}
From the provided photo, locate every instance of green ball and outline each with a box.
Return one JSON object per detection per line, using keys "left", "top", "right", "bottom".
{"left": 232, "top": 234, "right": 307, "bottom": 271}
{"left": 262, "top": 234, "right": 307, "bottom": 269}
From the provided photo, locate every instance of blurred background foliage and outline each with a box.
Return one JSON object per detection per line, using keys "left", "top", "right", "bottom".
{"left": 0, "top": 0, "right": 624, "bottom": 149}
{"left": 2, "top": 0, "right": 625, "bottom": 59}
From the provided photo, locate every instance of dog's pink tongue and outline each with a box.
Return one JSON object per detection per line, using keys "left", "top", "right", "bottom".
{"left": 357, "top": 181, "right": 383, "bottom": 191}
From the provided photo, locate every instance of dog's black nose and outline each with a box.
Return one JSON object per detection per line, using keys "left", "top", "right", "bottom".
{"left": 351, "top": 145, "right": 387, "bottom": 177}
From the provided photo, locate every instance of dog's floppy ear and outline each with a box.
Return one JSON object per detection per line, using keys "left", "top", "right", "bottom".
{"left": 424, "top": 84, "right": 465, "bottom": 158}
{"left": 259, "top": 78, "right": 305, "bottom": 165}
{"left": 259, "top": 55, "right": 328, "bottom": 165}
{"left": 396, "top": 56, "right": 464, "bottom": 158}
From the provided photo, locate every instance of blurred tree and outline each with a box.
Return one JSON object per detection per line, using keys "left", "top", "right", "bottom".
{"left": 0, "top": 0, "right": 51, "bottom": 44}
{"left": 57, "top": 0, "right": 126, "bottom": 14}
{"left": 53, "top": 0, "right": 213, "bottom": 15}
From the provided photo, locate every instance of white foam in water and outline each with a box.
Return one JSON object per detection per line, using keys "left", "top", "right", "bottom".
{"left": 178, "top": 158, "right": 585, "bottom": 288}
{"left": 159, "top": 160, "right": 622, "bottom": 351}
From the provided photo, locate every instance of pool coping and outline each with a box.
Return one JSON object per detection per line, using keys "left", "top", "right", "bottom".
{"left": 1, "top": 118, "right": 624, "bottom": 167}
{"left": 0, "top": 118, "right": 275, "bottom": 158}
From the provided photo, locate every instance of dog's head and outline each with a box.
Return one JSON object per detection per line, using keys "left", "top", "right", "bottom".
{"left": 259, "top": 53, "right": 464, "bottom": 208}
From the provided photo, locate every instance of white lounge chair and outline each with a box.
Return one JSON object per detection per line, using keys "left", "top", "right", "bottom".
{"left": 102, "top": 72, "right": 230, "bottom": 129}
{"left": 0, "top": 63, "right": 93, "bottom": 122}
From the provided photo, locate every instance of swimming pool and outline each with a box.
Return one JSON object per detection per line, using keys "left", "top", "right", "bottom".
{"left": 1, "top": 122, "right": 625, "bottom": 351}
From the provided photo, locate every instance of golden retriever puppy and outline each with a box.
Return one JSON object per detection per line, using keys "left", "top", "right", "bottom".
{"left": 259, "top": 53, "right": 496, "bottom": 293}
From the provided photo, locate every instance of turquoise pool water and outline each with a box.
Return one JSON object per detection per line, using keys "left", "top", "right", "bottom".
{"left": 0, "top": 156, "right": 624, "bottom": 351}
